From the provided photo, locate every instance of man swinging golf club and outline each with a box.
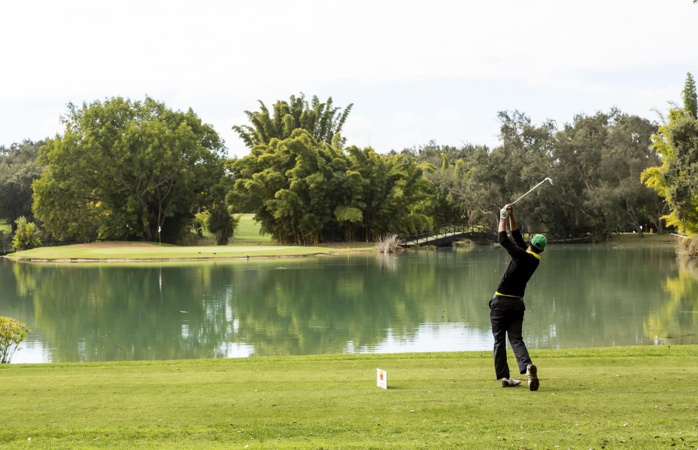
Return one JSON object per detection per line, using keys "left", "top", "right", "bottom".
{"left": 490, "top": 203, "right": 546, "bottom": 391}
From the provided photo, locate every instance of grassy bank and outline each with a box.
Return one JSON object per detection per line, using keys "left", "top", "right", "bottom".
{"left": 1, "top": 346, "right": 696, "bottom": 449}
{"left": 5, "top": 242, "right": 374, "bottom": 262}
{"left": 5, "top": 214, "right": 376, "bottom": 262}
{"left": 608, "top": 232, "right": 677, "bottom": 246}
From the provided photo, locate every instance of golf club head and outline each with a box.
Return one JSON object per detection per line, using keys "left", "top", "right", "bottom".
{"left": 545, "top": 177, "right": 553, "bottom": 185}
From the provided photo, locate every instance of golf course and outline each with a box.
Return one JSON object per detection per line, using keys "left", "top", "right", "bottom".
{"left": 2, "top": 220, "right": 697, "bottom": 448}
{"left": 2, "top": 1, "right": 697, "bottom": 445}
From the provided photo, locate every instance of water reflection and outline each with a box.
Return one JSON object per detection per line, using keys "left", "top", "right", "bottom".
{"left": 0, "top": 243, "right": 695, "bottom": 364}
{"left": 643, "top": 255, "right": 698, "bottom": 344}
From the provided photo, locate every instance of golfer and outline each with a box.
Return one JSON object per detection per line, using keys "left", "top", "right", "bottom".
{"left": 490, "top": 204, "right": 546, "bottom": 391}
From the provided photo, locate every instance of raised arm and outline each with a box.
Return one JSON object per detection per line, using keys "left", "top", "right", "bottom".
{"left": 507, "top": 204, "right": 518, "bottom": 232}
{"left": 499, "top": 204, "right": 518, "bottom": 232}
{"left": 499, "top": 204, "right": 509, "bottom": 233}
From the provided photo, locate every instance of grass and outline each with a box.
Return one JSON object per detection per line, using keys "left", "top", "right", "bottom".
{"left": 234, "top": 214, "right": 273, "bottom": 243}
{"left": 5, "top": 242, "right": 375, "bottom": 262}
{"left": 5, "top": 214, "right": 377, "bottom": 262}
{"left": 608, "top": 232, "right": 678, "bottom": 245}
{"left": 0, "top": 346, "right": 696, "bottom": 449}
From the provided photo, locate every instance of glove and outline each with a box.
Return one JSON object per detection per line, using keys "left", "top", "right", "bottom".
{"left": 500, "top": 208, "right": 509, "bottom": 219}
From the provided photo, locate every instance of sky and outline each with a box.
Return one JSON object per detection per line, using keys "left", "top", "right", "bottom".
{"left": 1, "top": 0, "right": 697, "bottom": 158}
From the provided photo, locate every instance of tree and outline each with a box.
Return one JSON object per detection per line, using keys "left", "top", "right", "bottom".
{"left": 229, "top": 129, "right": 356, "bottom": 244}
{"left": 207, "top": 203, "right": 236, "bottom": 245}
{"left": 232, "top": 94, "right": 353, "bottom": 149}
{"left": 33, "top": 97, "right": 227, "bottom": 243}
{"left": 12, "top": 216, "right": 42, "bottom": 250}
{"left": 416, "top": 109, "right": 661, "bottom": 241}
{"left": 416, "top": 142, "right": 489, "bottom": 229}
{"left": 598, "top": 113, "right": 662, "bottom": 234}
{"left": 228, "top": 129, "right": 432, "bottom": 244}
{"left": 0, "top": 316, "right": 29, "bottom": 364}
{"left": 345, "top": 147, "right": 433, "bottom": 240}
{"left": 0, "top": 140, "right": 43, "bottom": 231}
{"left": 642, "top": 73, "right": 698, "bottom": 234}
{"left": 551, "top": 111, "right": 620, "bottom": 238}
{"left": 683, "top": 72, "right": 697, "bottom": 119}
{"left": 491, "top": 110, "right": 558, "bottom": 232}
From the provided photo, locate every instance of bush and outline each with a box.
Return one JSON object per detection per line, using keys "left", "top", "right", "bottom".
{"left": 686, "top": 236, "right": 698, "bottom": 259}
{"left": 208, "top": 203, "right": 238, "bottom": 245}
{"left": 12, "top": 216, "right": 42, "bottom": 250}
{"left": 676, "top": 235, "right": 698, "bottom": 259}
{"left": 0, "top": 316, "right": 29, "bottom": 363}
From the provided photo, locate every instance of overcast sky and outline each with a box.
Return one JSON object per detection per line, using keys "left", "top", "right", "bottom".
{"left": 1, "top": 0, "right": 697, "bottom": 158}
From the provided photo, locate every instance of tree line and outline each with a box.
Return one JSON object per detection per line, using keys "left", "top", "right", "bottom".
{"left": 1, "top": 76, "right": 697, "bottom": 247}
{"left": 416, "top": 109, "right": 664, "bottom": 240}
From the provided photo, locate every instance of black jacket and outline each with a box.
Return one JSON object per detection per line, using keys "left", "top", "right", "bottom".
{"left": 495, "top": 229, "right": 540, "bottom": 298}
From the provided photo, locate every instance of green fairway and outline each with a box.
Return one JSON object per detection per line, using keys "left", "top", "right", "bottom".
{"left": 0, "top": 346, "right": 696, "bottom": 449}
{"left": 234, "top": 213, "right": 273, "bottom": 243}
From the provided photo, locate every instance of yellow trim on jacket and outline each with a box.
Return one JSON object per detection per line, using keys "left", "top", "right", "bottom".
{"left": 526, "top": 250, "right": 541, "bottom": 260}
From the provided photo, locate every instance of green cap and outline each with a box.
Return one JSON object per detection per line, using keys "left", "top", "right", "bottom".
{"left": 531, "top": 234, "right": 547, "bottom": 251}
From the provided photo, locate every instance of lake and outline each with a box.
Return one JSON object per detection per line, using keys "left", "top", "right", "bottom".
{"left": 1, "top": 243, "right": 696, "bottom": 363}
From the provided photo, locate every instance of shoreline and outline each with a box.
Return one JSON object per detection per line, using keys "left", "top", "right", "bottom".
{"left": 4, "top": 242, "right": 378, "bottom": 263}
{"left": 3, "top": 232, "right": 679, "bottom": 263}
{"left": 8, "top": 252, "right": 360, "bottom": 263}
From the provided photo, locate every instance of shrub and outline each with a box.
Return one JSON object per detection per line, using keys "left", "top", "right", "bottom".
{"left": 12, "top": 216, "right": 42, "bottom": 250}
{"left": 208, "top": 203, "right": 238, "bottom": 245}
{"left": 676, "top": 235, "right": 698, "bottom": 259}
{"left": 193, "top": 210, "right": 212, "bottom": 237}
{"left": 0, "top": 316, "right": 29, "bottom": 363}
{"left": 687, "top": 236, "right": 698, "bottom": 258}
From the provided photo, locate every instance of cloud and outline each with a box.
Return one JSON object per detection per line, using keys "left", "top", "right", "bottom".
{"left": 435, "top": 108, "right": 460, "bottom": 127}
{"left": 342, "top": 115, "right": 376, "bottom": 149}
{"left": 1, "top": 0, "right": 697, "bottom": 152}
{"left": 4, "top": 0, "right": 694, "bottom": 104}
{"left": 389, "top": 131, "right": 424, "bottom": 152}
{"left": 392, "top": 110, "right": 419, "bottom": 128}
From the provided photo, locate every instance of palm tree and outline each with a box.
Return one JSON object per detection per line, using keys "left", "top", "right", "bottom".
{"left": 233, "top": 94, "right": 353, "bottom": 148}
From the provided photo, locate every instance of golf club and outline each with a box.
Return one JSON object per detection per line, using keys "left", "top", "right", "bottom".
{"left": 511, "top": 177, "right": 553, "bottom": 205}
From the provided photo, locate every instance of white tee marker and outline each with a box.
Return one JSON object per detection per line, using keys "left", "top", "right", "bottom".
{"left": 376, "top": 368, "right": 388, "bottom": 389}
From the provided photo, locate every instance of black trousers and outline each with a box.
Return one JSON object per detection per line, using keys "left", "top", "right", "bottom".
{"left": 489, "top": 296, "right": 532, "bottom": 380}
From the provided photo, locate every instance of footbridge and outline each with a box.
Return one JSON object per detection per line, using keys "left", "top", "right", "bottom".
{"left": 400, "top": 225, "right": 594, "bottom": 248}
{"left": 400, "top": 225, "right": 497, "bottom": 248}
